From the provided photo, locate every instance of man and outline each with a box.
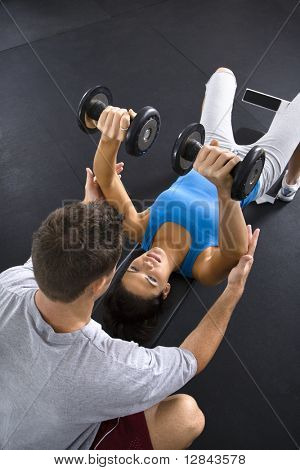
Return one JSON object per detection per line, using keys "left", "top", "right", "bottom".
{"left": 0, "top": 165, "right": 259, "bottom": 449}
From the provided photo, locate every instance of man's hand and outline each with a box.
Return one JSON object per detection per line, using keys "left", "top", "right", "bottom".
{"left": 227, "top": 225, "right": 260, "bottom": 293}
{"left": 82, "top": 163, "right": 124, "bottom": 204}
{"left": 97, "top": 106, "right": 131, "bottom": 143}
{"left": 193, "top": 139, "right": 241, "bottom": 198}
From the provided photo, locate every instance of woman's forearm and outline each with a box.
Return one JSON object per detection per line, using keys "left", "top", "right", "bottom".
{"left": 93, "top": 138, "right": 121, "bottom": 188}
{"left": 218, "top": 192, "right": 248, "bottom": 257}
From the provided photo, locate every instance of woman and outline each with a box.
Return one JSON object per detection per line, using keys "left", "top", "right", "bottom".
{"left": 87, "top": 68, "right": 299, "bottom": 343}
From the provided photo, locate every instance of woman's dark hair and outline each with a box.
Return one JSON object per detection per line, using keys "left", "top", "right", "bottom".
{"left": 103, "top": 280, "right": 164, "bottom": 345}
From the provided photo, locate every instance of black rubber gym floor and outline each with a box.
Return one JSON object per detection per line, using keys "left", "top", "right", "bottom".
{"left": 0, "top": 0, "right": 299, "bottom": 450}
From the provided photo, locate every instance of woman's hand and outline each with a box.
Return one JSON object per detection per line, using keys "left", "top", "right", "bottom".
{"left": 193, "top": 139, "right": 240, "bottom": 198}
{"left": 227, "top": 225, "right": 260, "bottom": 293}
{"left": 97, "top": 106, "right": 131, "bottom": 143}
{"left": 83, "top": 163, "right": 124, "bottom": 204}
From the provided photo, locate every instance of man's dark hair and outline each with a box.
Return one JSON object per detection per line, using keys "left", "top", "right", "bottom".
{"left": 32, "top": 201, "right": 123, "bottom": 303}
{"left": 103, "top": 280, "right": 164, "bottom": 345}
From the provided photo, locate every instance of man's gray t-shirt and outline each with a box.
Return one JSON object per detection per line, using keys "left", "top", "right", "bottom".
{"left": 0, "top": 259, "right": 197, "bottom": 450}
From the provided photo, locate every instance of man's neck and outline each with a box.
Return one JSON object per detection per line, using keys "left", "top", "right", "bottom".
{"left": 34, "top": 289, "right": 94, "bottom": 334}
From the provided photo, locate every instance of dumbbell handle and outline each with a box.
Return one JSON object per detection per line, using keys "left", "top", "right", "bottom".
{"left": 86, "top": 100, "right": 134, "bottom": 127}
{"left": 186, "top": 138, "right": 240, "bottom": 176}
{"left": 86, "top": 101, "right": 106, "bottom": 121}
{"left": 185, "top": 138, "right": 203, "bottom": 162}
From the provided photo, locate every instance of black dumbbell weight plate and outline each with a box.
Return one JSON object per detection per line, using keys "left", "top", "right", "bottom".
{"left": 171, "top": 123, "right": 205, "bottom": 175}
{"left": 231, "top": 146, "right": 265, "bottom": 200}
{"left": 125, "top": 107, "right": 161, "bottom": 157}
{"left": 77, "top": 85, "right": 113, "bottom": 134}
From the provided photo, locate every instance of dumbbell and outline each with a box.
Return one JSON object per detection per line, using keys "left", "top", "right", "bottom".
{"left": 171, "top": 123, "right": 265, "bottom": 200}
{"left": 77, "top": 85, "right": 161, "bottom": 157}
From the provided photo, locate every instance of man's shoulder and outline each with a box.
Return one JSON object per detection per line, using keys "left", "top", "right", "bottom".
{"left": 82, "top": 319, "right": 153, "bottom": 369}
{"left": 0, "top": 258, "right": 37, "bottom": 296}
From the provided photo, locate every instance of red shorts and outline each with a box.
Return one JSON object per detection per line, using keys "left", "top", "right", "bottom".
{"left": 91, "top": 412, "right": 153, "bottom": 450}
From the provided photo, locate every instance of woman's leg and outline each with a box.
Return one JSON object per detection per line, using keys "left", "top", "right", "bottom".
{"left": 200, "top": 68, "right": 237, "bottom": 148}
{"left": 285, "top": 144, "right": 300, "bottom": 184}
{"left": 144, "top": 394, "right": 205, "bottom": 450}
{"left": 248, "top": 94, "right": 300, "bottom": 198}
{"left": 277, "top": 143, "right": 300, "bottom": 201}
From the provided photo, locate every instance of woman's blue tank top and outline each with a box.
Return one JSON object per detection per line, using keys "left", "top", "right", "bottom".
{"left": 141, "top": 169, "right": 260, "bottom": 278}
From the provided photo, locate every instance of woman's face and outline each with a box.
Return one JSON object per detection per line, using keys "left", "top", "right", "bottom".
{"left": 122, "top": 247, "right": 171, "bottom": 299}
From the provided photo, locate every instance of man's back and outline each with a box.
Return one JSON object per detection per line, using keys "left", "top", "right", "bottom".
{"left": 0, "top": 259, "right": 197, "bottom": 449}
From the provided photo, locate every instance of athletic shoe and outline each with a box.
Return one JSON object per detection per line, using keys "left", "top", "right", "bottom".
{"left": 277, "top": 171, "right": 300, "bottom": 202}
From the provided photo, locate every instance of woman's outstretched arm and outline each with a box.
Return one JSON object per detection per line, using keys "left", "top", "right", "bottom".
{"left": 93, "top": 107, "right": 148, "bottom": 242}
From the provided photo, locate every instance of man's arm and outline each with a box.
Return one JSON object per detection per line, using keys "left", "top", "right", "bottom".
{"left": 181, "top": 226, "right": 260, "bottom": 374}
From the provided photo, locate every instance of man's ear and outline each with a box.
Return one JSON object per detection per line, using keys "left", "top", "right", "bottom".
{"left": 90, "top": 276, "right": 108, "bottom": 299}
{"left": 162, "top": 282, "right": 171, "bottom": 300}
